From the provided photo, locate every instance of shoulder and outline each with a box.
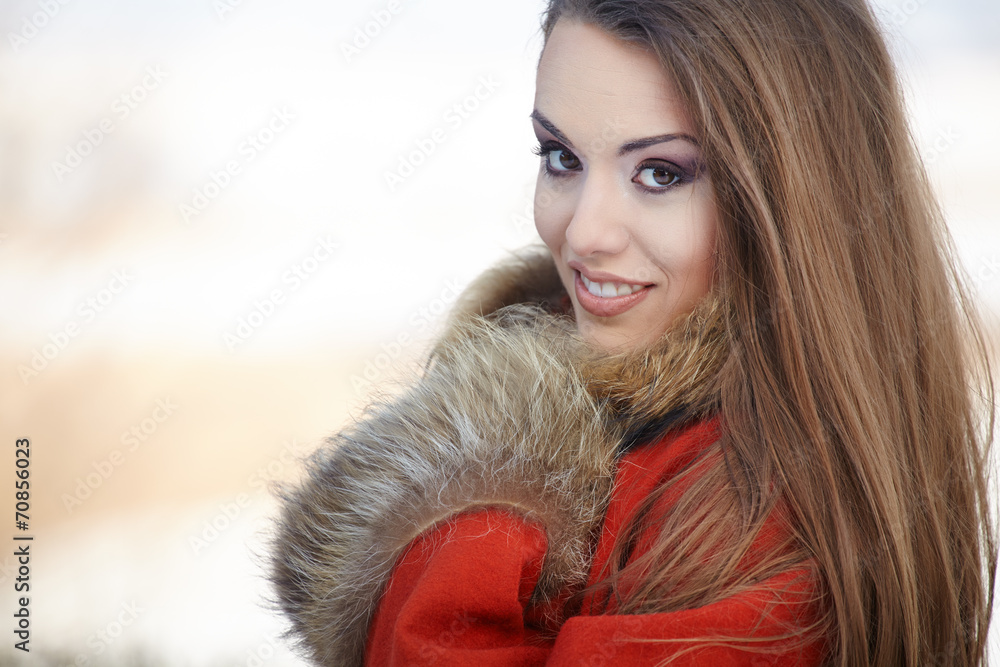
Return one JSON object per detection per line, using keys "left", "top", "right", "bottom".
{"left": 269, "top": 256, "right": 616, "bottom": 663}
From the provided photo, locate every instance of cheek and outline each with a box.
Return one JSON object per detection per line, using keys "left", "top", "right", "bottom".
{"left": 681, "top": 216, "right": 717, "bottom": 270}
{"left": 691, "top": 199, "right": 720, "bottom": 271}
{"left": 644, "top": 195, "right": 719, "bottom": 284}
{"left": 533, "top": 177, "right": 575, "bottom": 250}
{"left": 677, "top": 201, "right": 719, "bottom": 290}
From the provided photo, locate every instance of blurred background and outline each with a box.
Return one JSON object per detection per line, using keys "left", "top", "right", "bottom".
{"left": 0, "top": 0, "right": 996, "bottom": 664}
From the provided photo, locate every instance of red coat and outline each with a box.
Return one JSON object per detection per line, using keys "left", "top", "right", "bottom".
{"left": 366, "top": 417, "right": 825, "bottom": 666}
{"left": 270, "top": 249, "right": 827, "bottom": 666}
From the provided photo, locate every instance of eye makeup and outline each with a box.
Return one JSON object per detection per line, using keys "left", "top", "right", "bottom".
{"left": 532, "top": 138, "right": 704, "bottom": 194}
{"left": 533, "top": 140, "right": 581, "bottom": 177}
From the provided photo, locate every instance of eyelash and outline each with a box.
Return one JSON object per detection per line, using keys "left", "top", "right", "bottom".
{"left": 532, "top": 141, "right": 691, "bottom": 194}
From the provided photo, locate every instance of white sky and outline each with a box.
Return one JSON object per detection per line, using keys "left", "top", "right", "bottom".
{"left": 0, "top": 0, "right": 997, "bottom": 354}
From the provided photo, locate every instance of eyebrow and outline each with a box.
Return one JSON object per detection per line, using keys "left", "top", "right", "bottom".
{"left": 530, "top": 109, "right": 700, "bottom": 157}
{"left": 530, "top": 110, "right": 575, "bottom": 149}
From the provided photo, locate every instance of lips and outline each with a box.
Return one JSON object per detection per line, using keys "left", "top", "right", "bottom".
{"left": 578, "top": 272, "right": 647, "bottom": 297}
{"left": 572, "top": 269, "right": 651, "bottom": 318}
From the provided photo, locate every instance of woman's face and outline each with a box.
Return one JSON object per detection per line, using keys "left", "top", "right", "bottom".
{"left": 533, "top": 20, "right": 719, "bottom": 351}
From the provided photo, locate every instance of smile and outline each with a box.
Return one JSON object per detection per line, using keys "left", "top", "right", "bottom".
{"left": 579, "top": 273, "right": 647, "bottom": 297}
{"left": 573, "top": 270, "right": 651, "bottom": 318}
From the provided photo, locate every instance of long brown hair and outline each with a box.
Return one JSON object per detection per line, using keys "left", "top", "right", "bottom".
{"left": 541, "top": 0, "right": 997, "bottom": 663}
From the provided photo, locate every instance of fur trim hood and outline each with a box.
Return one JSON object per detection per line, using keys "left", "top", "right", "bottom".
{"left": 269, "top": 246, "right": 729, "bottom": 666}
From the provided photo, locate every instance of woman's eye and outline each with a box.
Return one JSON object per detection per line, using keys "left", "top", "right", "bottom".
{"left": 546, "top": 149, "right": 581, "bottom": 172}
{"left": 532, "top": 143, "right": 580, "bottom": 176}
{"left": 635, "top": 164, "right": 681, "bottom": 189}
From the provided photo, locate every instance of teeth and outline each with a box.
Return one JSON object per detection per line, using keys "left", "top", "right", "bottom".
{"left": 580, "top": 273, "right": 645, "bottom": 298}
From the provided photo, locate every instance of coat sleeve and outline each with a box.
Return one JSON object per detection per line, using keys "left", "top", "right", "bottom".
{"left": 271, "top": 309, "right": 622, "bottom": 666}
{"left": 365, "top": 509, "right": 827, "bottom": 667}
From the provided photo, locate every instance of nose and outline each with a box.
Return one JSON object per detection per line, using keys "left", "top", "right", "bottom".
{"left": 564, "top": 170, "right": 629, "bottom": 258}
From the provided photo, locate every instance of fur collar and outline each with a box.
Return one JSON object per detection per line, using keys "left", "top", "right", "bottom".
{"left": 270, "top": 246, "right": 729, "bottom": 666}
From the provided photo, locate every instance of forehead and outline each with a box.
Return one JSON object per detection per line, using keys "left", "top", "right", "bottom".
{"left": 534, "top": 19, "right": 694, "bottom": 142}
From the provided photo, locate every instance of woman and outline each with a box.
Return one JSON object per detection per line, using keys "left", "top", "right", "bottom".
{"left": 270, "top": 0, "right": 997, "bottom": 664}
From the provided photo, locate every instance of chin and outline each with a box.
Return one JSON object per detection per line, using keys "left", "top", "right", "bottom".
{"left": 575, "top": 313, "right": 651, "bottom": 353}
